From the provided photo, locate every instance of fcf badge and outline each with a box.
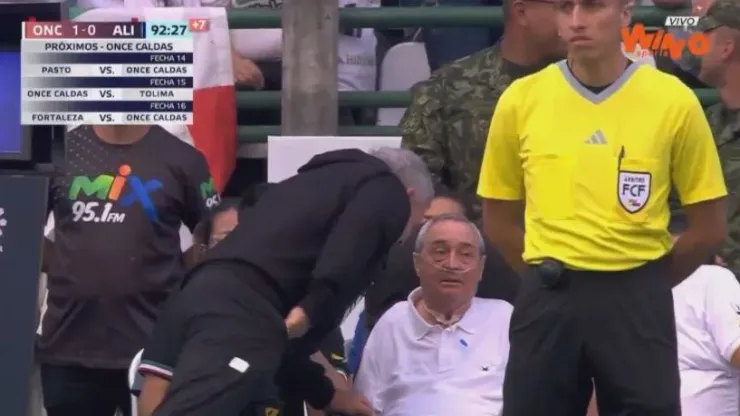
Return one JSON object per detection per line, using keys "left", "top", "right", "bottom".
{"left": 618, "top": 171, "right": 651, "bottom": 213}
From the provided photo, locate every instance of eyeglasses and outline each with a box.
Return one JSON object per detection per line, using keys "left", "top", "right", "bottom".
{"left": 421, "top": 245, "right": 482, "bottom": 267}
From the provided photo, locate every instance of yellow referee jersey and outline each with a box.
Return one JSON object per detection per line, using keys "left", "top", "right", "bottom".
{"left": 477, "top": 61, "right": 727, "bottom": 271}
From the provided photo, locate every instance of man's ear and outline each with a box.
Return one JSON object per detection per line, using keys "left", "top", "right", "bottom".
{"left": 511, "top": 0, "right": 528, "bottom": 27}
{"left": 718, "top": 29, "right": 739, "bottom": 61}
{"left": 406, "top": 188, "right": 416, "bottom": 199}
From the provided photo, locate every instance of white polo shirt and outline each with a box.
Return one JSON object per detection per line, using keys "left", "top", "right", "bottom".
{"left": 354, "top": 288, "right": 512, "bottom": 416}
{"left": 673, "top": 265, "right": 740, "bottom": 416}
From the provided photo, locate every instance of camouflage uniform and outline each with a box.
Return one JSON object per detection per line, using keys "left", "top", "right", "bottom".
{"left": 700, "top": 0, "right": 740, "bottom": 275}
{"left": 709, "top": 104, "right": 740, "bottom": 274}
{"left": 400, "top": 43, "right": 547, "bottom": 221}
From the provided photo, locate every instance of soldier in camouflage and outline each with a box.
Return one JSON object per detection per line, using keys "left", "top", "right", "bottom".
{"left": 696, "top": 0, "right": 740, "bottom": 275}
{"left": 399, "top": 0, "right": 566, "bottom": 221}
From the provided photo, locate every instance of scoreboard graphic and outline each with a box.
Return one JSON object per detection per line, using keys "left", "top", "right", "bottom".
{"left": 21, "top": 20, "right": 202, "bottom": 125}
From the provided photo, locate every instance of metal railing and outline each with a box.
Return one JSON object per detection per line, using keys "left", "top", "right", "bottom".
{"left": 71, "top": 6, "right": 674, "bottom": 28}
{"left": 218, "top": 6, "right": 669, "bottom": 28}
{"left": 70, "top": 6, "right": 719, "bottom": 144}
{"left": 234, "top": 88, "right": 720, "bottom": 142}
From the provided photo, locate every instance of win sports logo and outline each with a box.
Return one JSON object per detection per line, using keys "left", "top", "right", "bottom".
{"left": 621, "top": 17, "right": 708, "bottom": 60}
{"left": 67, "top": 164, "right": 163, "bottom": 223}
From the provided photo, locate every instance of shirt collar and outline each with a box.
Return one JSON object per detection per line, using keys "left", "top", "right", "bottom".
{"left": 406, "top": 287, "right": 477, "bottom": 340}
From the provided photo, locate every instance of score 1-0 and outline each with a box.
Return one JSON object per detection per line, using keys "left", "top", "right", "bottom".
{"left": 188, "top": 18, "right": 209, "bottom": 32}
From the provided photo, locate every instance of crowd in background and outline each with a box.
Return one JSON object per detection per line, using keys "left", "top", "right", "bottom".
{"left": 32, "top": 0, "right": 740, "bottom": 415}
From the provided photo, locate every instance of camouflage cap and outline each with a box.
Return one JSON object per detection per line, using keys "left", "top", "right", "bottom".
{"left": 697, "top": 0, "right": 740, "bottom": 31}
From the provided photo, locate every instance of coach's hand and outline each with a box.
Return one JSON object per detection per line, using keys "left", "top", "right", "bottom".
{"left": 285, "top": 306, "right": 310, "bottom": 339}
{"left": 328, "top": 389, "right": 374, "bottom": 416}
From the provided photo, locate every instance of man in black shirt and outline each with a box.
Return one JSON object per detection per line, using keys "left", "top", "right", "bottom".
{"left": 138, "top": 192, "right": 348, "bottom": 416}
{"left": 39, "top": 125, "right": 218, "bottom": 416}
{"left": 151, "top": 147, "right": 434, "bottom": 415}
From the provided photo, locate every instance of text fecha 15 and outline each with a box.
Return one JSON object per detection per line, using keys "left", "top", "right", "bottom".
{"left": 621, "top": 16, "right": 708, "bottom": 60}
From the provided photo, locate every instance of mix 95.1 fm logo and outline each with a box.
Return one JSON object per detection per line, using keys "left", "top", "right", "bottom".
{"left": 68, "top": 164, "right": 163, "bottom": 223}
{"left": 67, "top": 165, "right": 219, "bottom": 224}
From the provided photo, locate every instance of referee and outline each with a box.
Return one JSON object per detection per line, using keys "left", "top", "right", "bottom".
{"left": 477, "top": 0, "right": 728, "bottom": 415}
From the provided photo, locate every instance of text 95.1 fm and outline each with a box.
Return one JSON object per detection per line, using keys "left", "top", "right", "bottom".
{"left": 71, "top": 201, "right": 126, "bottom": 223}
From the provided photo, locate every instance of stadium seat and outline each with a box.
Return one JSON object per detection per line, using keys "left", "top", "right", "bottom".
{"left": 377, "top": 42, "right": 431, "bottom": 126}
{"left": 128, "top": 349, "right": 144, "bottom": 416}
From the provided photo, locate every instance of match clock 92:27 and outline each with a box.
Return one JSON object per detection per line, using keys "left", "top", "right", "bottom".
{"left": 147, "top": 23, "right": 188, "bottom": 37}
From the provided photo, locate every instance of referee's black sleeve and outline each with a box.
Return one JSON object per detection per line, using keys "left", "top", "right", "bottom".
{"left": 298, "top": 176, "right": 409, "bottom": 326}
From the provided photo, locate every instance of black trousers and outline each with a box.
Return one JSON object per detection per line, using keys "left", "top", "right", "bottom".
{"left": 41, "top": 364, "right": 131, "bottom": 416}
{"left": 502, "top": 258, "right": 680, "bottom": 416}
{"left": 153, "top": 265, "right": 287, "bottom": 416}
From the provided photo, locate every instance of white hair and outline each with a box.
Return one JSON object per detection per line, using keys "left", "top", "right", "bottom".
{"left": 368, "top": 147, "right": 434, "bottom": 204}
{"left": 414, "top": 213, "right": 485, "bottom": 255}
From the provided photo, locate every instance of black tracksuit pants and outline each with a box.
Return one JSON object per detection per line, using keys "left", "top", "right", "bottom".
{"left": 153, "top": 265, "right": 287, "bottom": 416}
{"left": 502, "top": 258, "right": 681, "bottom": 416}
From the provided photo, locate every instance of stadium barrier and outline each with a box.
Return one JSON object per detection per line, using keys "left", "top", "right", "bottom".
{"left": 70, "top": 6, "right": 720, "bottom": 144}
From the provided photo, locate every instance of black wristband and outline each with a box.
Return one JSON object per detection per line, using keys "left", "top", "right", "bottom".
{"left": 276, "top": 352, "right": 335, "bottom": 410}
{"left": 303, "top": 370, "right": 335, "bottom": 410}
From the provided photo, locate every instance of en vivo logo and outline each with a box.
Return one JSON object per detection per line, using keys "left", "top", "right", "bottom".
{"left": 621, "top": 16, "right": 709, "bottom": 60}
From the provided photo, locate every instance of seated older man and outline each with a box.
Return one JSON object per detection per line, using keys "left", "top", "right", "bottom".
{"left": 354, "top": 213, "right": 512, "bottom": 416}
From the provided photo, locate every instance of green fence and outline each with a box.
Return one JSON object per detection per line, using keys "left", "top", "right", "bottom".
{"left": 70, "top": 6, "right": 719, "bottom": 144}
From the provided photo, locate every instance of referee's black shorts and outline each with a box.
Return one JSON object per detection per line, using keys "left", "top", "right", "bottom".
{"left": 152, "top": 264, "right": 287, "bottom": 416}
{"left": 502, "top": 257, "right": 680, "bottom": 416}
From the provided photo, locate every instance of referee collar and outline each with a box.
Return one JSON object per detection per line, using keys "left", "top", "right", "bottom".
{"left": 556, "top": 59, "right": 644, "bottom": 105}
{"left": 406, "top": 287, "right": 477, "bottom": 340}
